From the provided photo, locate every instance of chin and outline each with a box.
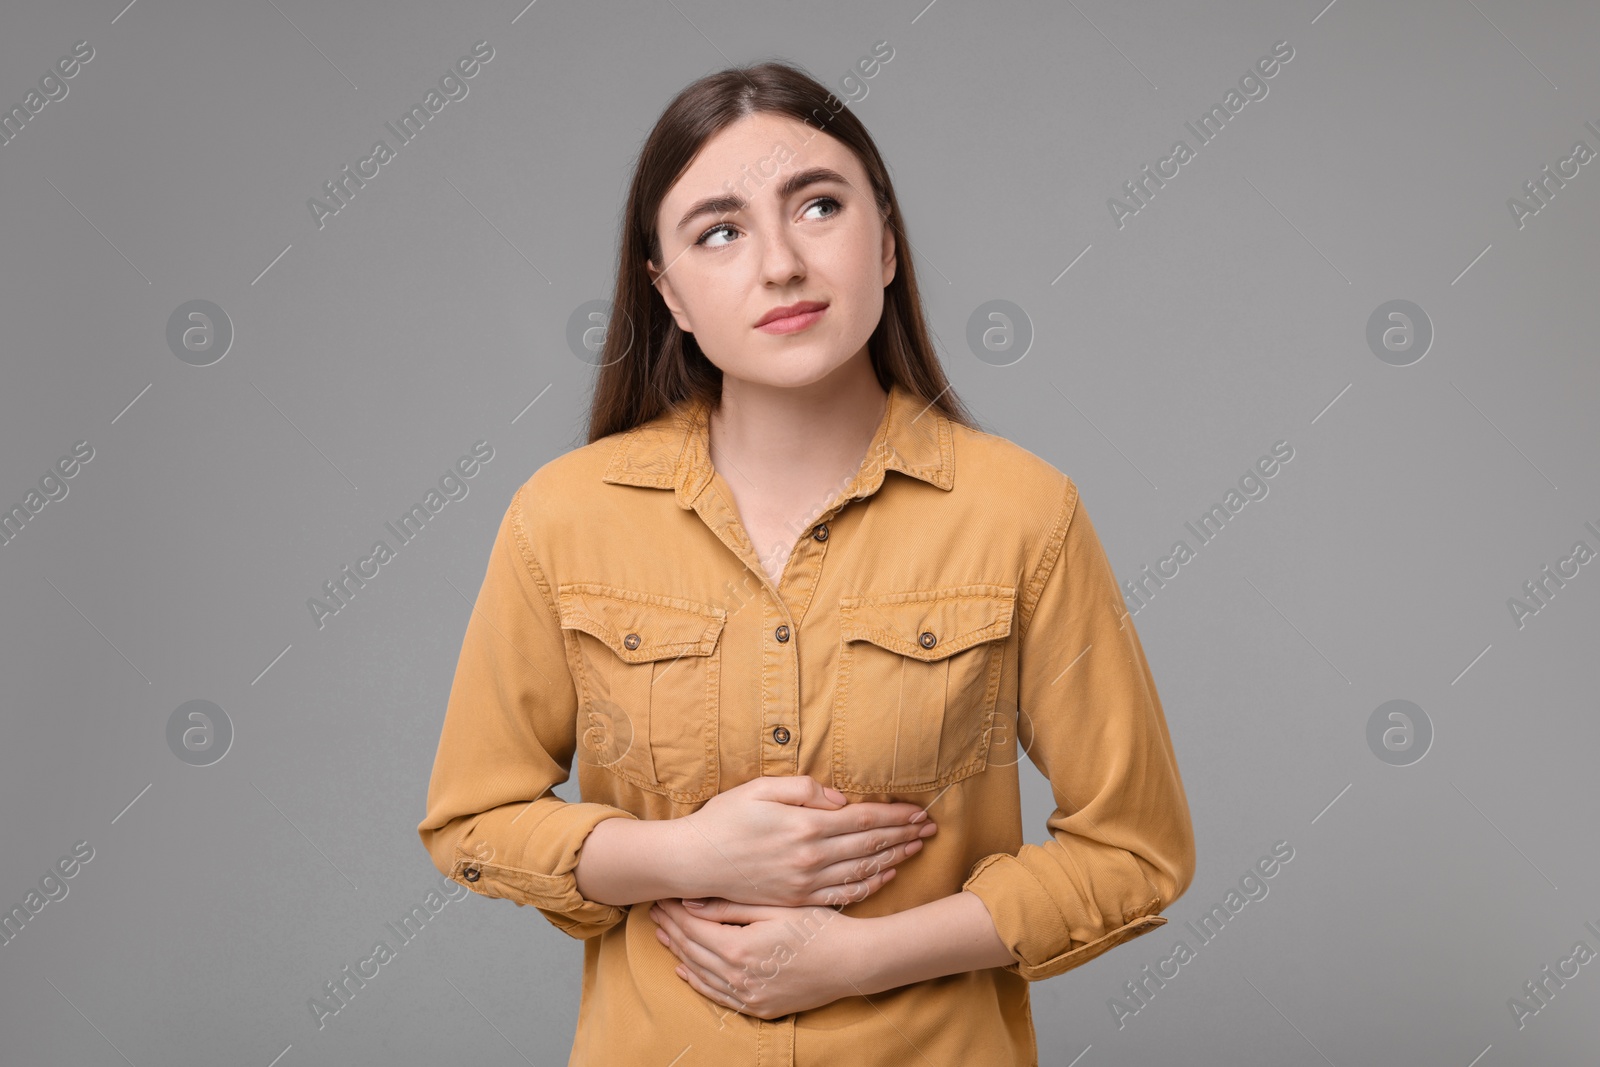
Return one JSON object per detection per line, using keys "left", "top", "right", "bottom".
{"left": 717, "top": 353, "right": 854, "bottom": 391}
{"left": 765, "top": 360, "right": 861, "bottom": 389}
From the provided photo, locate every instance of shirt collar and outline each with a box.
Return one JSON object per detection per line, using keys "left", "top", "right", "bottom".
{"left": 602, "top": 380, "right": 955, "bottom": 510}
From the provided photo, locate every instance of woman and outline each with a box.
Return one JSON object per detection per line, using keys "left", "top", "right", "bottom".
{"left": 418, "top": 60, "right": 1195, "bottom": 1065}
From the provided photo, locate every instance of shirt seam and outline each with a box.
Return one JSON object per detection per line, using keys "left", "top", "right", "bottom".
{"left": 1017, "top": 476, "right": 1080, "bottom": 640}
{"left": 508, "top": 482, "right": 562, "bottom": 625}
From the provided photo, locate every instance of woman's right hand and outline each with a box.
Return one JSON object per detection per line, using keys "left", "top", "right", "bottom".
{"left": 677, "top": 775, "right": 939, "bottom": 907}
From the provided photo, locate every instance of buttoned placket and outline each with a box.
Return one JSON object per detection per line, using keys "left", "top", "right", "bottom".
{"left": 684, "top": 471, "right": 848, "bottom": 780}
{"left": 672, "top": 394, "right": 897, "bottom": 780}
{"left": 615, "top": 387, "right": 944, "bottom": 1057}
{"left": 704, "top": 506, "right": 866, "bottom": 1054}
{"left": 674, "top": 432, "right": 889, "bottom": 1056}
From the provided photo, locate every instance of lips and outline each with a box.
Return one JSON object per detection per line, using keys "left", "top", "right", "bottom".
{"left": 756, "top": 300, "right": 829, "bottom": 328}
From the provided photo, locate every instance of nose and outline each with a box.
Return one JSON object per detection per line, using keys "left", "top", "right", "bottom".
{"left": 756, "top": 218, "right": 805, "bottom": 287}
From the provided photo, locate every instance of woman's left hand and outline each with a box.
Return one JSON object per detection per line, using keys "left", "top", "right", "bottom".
{"left": 647, "top": 897, "right": 864, "bottom": 1019}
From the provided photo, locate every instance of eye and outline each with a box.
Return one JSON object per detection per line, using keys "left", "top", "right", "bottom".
{"left": 692, "top": 196, "right": 842, "bottom": 249}
{"left": 803, "top": 196, "right": 842, "bottom": 220}
{"left": 695, "top": 221, "right": 739, "bottom": 248}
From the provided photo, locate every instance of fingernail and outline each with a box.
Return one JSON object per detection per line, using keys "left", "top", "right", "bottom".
{"left": 684, "top": 899, "right": 706, "bottom": 908}
{"left": 908, "top": 810, "right": 927, "bottom": 824}
{"left": 919, "top": 822, "right": 937, "bottom": 835}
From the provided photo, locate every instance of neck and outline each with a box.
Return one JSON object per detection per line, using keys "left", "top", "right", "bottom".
{"left": 707, "top": 357, "right": 889, "bottom": 487}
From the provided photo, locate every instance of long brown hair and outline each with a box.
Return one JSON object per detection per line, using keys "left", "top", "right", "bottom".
{"left": 585, "top": 60, "right": 978, "bottom": 444}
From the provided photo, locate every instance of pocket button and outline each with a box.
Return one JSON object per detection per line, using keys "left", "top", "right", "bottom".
{"left": 557, "top": 585, "right": 728, "bottom": 801}
{"left": 833, "top": 585, "right": 1015, "bottom": 792}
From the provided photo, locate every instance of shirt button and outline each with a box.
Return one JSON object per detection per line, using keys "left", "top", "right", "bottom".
{"left": 623, "top": 633, "right": 641, "bottom": 650}
{"left": 463, "top": 866, "right": 481, "bottom": 882}
{"left": 772, "top": 726, "right": 791, "bottom": 744}
{"left": 812, "top": 524, "right": 829, "bottom": 542}
{"left": 919, "top": 631, "right": 937, "bottom": 649}
{"left": 775, "top": 625, "right": 790, "bottom": 642}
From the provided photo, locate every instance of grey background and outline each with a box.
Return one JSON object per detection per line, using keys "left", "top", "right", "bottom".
{"left": 2, "top": 0, "right": 1596, "bottom": 1063}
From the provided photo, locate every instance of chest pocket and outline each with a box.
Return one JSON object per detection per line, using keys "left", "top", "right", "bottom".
{"left": 832, "top": 584, "right": 1016, "bottom": 793}
{"left": 557, "top": 584, "right": 726, "bottom": 803}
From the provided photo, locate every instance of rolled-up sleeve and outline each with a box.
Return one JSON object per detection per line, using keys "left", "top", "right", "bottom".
{"left": 417, "top": 482, "right": 638, "bottom": 940}
{"left": 962, "top": 478, "right": 1196, "bottom": 981}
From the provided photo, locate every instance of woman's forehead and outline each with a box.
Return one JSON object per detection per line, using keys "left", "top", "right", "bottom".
{"left": 665, "top": 114, "right": 860, "bottom": 203}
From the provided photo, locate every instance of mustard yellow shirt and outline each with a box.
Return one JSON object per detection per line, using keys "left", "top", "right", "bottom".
{"left": 417, "top": 381, "right": 1196, "bottom": 1065}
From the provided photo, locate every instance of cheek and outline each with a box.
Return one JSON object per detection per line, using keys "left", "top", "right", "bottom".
{"left": 812, "top": 238, "right": 884, "bottom": 326}
{"left": 849, "top": 234, "right": 891, "bottom": 303}
{"left": 836, "top": 254, "right": 887, "bottom": 334}
{"left": 677, "top": 266, "right": 737, "bottom": 334}
{"left": 841, "top": 289, "right": 884, "bottom": 344}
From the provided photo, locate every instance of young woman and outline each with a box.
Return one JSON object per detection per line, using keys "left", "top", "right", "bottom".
{"left": 419, "top": 61, "right": 1195, "bottom": 1066}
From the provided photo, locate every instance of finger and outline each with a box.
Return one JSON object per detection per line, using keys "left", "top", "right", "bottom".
{"left": 678, "top": 897, "right": 779, "bottom": 925}
{"left": 661, "top": 917, "right": 741, "bottom": 981}
{"left": 690, "top": 946, "right": 771, "bottom": 1010}
{"left": 769, "top": 774, "right": 848, "bottom": 809}
{"left": 650, "top": 902, "right": 739, "bottom": 970}
{"left": 816, "top": 838, "right": 912, "bottom": 892}
{"left": 652, "top": 897, "right": 731, "bottom": 930}
{"left": 675, "top": 958, "right": 752, "bottom": 1013}
{"left": 658, "top": 896, "right": 767, "bottom": 933}
{"left": 650, "top": 900, "right": 697, "bottom": 941}
{"left": 818, "top": 820, "right": 936, "bottom": 882}
{"left": 649, "top": 901, "right": 688, "bottom": 946}
{"left": 818, "top": 798, "right": 935, "bottom": 838}
{"left": 648, "top": 910, "right": 745, "bottom": 996}
{"left": 808, "top": 864, "right": 897, "bottom": 907}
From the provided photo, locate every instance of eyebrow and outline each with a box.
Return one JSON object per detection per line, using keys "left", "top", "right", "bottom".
{"left": 673, "top": 166, "right": 852, "bottom": 234}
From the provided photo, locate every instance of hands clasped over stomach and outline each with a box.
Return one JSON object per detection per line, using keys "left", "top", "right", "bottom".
{"left": 678, "top": 774, "right": 938, "bottom": 908}
{"left": 646, "top": 775, "right": 939, "bottom": 1017}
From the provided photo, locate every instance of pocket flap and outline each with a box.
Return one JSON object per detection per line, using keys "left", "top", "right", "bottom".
{"left": 840, "top": 584, "right": 1015, "bottom": 662}
{"left": 557, "top": 584, "right": 727, "bottom": 663}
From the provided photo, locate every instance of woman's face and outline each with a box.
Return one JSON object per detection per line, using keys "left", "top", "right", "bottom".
{"left": 647, "top": 111, "right": 896, "bottom": 391}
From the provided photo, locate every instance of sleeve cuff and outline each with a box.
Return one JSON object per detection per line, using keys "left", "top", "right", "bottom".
{"left": 963, "top": 852, "right": 1168, "bottom": 982}
{"left": 452, "top": 803, "right": 639, "bottom": 940}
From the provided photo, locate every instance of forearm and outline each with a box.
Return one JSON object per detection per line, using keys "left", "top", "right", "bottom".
{"left": 574, "top": 815, "right": 703, "bottom": 906}
{"left": 848, "top": 890, "right": 1016, "bottom": 995}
